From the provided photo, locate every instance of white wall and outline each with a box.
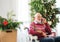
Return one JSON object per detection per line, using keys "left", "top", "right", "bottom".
{"left": 56, "top": 14, "right": 60, "bottom": 36}
{"left": 0, "top": 0, "right": 10, "bottom": 18}
{"left": 10, "top": 0, "right": 18, "bottom": 15}
{"left": 56, "top": 0, "right": 60, "bottom": 8}
{"left": 55, "top": 0, "right": 60, "bottom": 36}
{"left": 0, "top": 0, "right": 17, "bottom": 18}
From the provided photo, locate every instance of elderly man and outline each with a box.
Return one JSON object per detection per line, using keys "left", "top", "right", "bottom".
{"left": 29, "top": 13, "right": 60, "bottom": 42}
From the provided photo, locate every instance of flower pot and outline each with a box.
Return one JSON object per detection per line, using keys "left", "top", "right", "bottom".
{"left": 0, "top": 30, "right": 17, "bottom": 42}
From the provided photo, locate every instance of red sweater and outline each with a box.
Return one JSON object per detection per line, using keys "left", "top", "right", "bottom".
{"left": 29, "top": 22, "right": 52, "bottom": 38}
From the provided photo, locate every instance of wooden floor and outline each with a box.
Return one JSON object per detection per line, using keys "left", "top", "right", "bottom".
{"left": 0, "top": 30, "right": 17, "bottom": 42}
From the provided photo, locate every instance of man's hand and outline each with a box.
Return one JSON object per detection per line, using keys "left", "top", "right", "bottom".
{"left": 36, "top": 30, "right": 42, "bottom": 33}
{"left": 36, "top": 30, "right": 47, "bottom": 37}
{"left": 42, "top": 32, "right": 47, "bottom": 37}
{"left": 48, "top": 32, "right": 55, "bottom": 37}
{"left": 42, "top": 18, "right": 47, "bottom": 23}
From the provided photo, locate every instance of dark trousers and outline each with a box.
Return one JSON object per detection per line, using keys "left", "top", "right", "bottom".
{"left": 55, "top": 36, "right": 60, "bottom": 42}
{"left": 39, "top": 36, "right": 60, "bottom": 42}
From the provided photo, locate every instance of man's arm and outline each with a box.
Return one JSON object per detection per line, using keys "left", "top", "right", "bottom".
{"left": 42, "top": 18, "right": 52, "bottom": 35}
{"left": 45, "top": 23, "right": 52, "bottom": 35}
{"left": 29, "top": 22, "right": 39, "bottom": 35}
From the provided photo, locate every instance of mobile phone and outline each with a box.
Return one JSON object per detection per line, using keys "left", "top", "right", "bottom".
{"left": 41, "top": 19, "right": 43, "bottom": 24}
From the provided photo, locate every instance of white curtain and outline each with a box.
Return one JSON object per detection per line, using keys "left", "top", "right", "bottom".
{"left": 17, "top": 0, "right": 31, "bottom": 42}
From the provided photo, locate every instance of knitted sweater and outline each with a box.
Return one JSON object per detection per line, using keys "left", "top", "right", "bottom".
{"left": 29, "top": 22, "right": 52, "bottom": 38}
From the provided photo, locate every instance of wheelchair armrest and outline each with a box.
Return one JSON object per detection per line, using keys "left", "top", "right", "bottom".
{"left": 24, "top": 27, "right": 29, "bottom": 30}
{"left": 29, "top": 34, "right": 38, "bottom": 39}
{"left": 29, "top": 34, "right": 39, "bottom": 42}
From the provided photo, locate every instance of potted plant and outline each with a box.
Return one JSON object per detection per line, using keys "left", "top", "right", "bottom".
{"left": 0, "top": 16, "right": 22, "bottom": 32}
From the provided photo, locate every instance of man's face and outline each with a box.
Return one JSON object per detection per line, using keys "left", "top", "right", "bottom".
{"left": 37, "top": 15, "right": 42, "bottom": 20}
{"left": 35, "top": 13, "right": 42, "bottom": 21}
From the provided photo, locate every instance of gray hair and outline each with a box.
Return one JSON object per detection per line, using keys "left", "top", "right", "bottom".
{"left": 34, "top": 13, "right": 42, "bottom": 17}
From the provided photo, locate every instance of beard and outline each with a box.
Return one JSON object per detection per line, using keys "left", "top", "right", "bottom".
{"left": 35, "top": 19, "right": 42, "bottom": 24}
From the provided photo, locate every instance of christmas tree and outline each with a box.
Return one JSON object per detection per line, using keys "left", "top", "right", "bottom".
{"left": 30, "top": 0, "right": 59, "bottom": 28}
